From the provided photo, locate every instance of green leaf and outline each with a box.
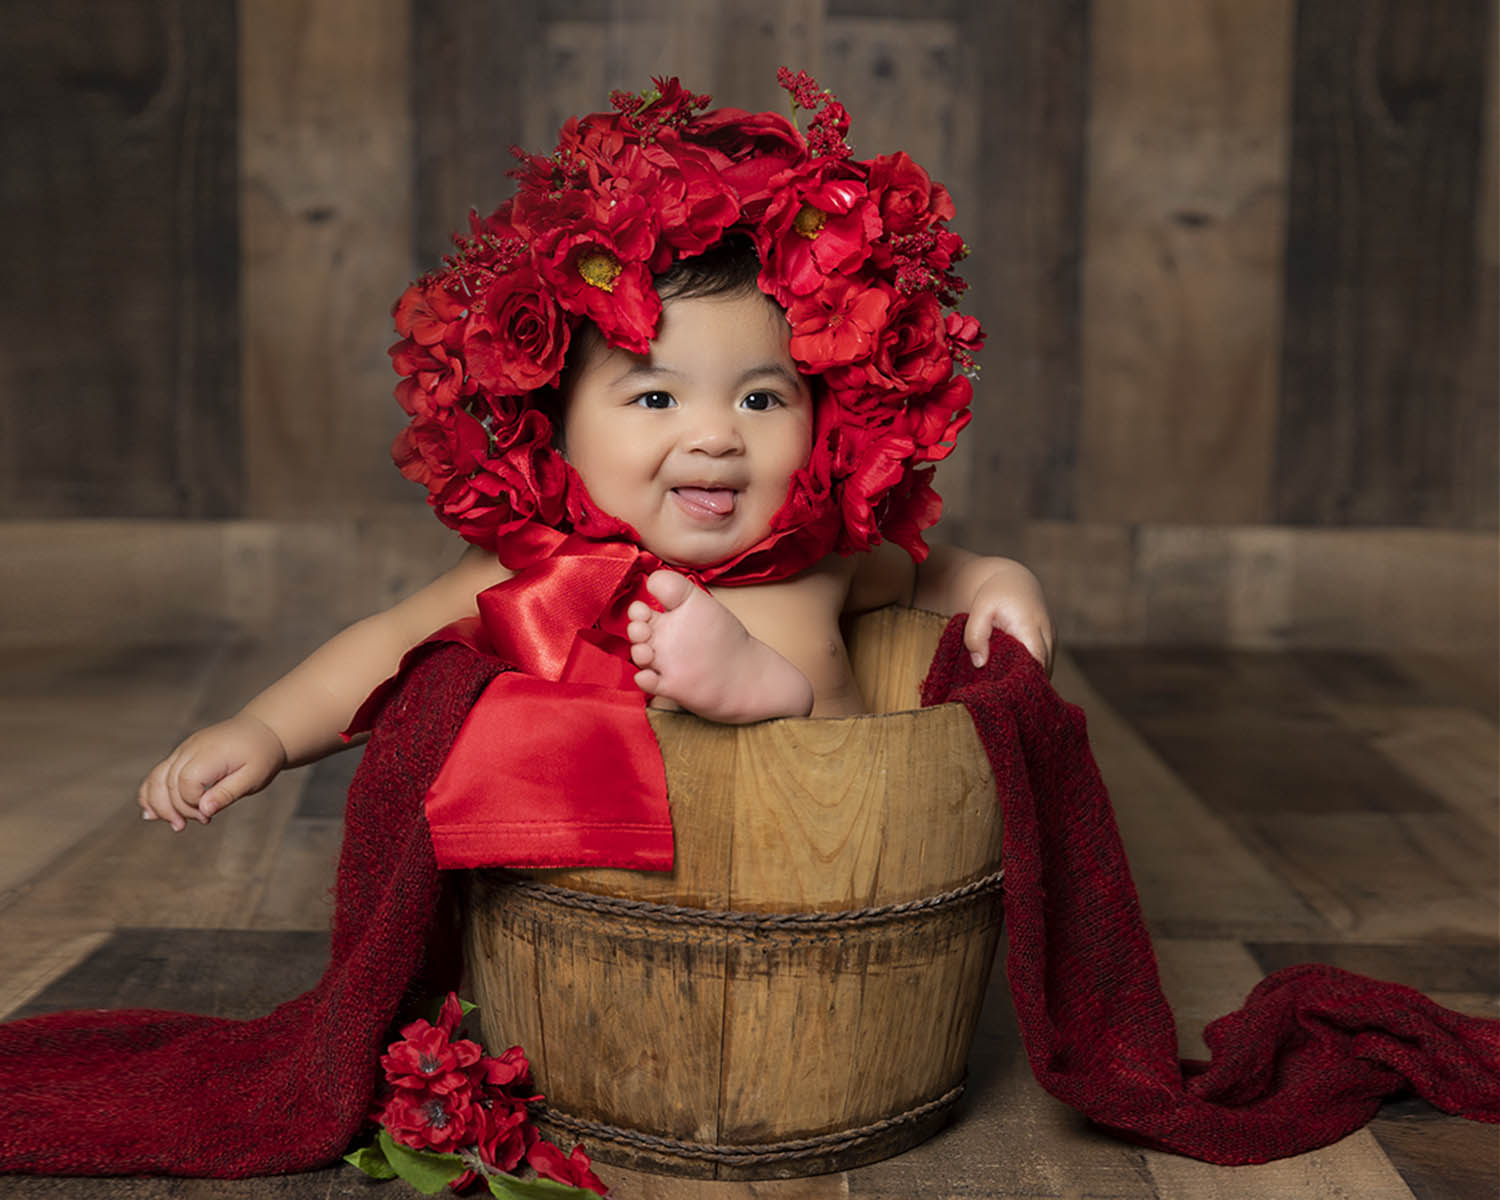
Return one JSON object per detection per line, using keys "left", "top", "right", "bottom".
{"left": 343, "top": 1141, "right": 398, "bottom": 1180}
{"left": 377, "top": 1129, "right": 469, "bottom": 1195}
{"left": 487, "top": 1173, "right": 601, "bottom": 1199}
{"left": 418, "top": 993, "right": 479, "bottom": 1025}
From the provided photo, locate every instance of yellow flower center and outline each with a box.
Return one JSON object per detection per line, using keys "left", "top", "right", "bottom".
{"left": 578, "top": 251, "right": 623, "bottom": 291}
{"left": 793, "top": 205, "right": 828, "bottom": 239}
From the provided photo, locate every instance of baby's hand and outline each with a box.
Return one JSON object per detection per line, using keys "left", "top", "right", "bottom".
{"left": 137, "top": 714, "right": 287, "bottom": 832}
{"left": 965, "top": 560, "right": 1055, "bottom": 676}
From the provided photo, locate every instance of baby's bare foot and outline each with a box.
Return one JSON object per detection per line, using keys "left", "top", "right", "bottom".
{"left": 626, "top": 570, "right": 813, "bottom": 724}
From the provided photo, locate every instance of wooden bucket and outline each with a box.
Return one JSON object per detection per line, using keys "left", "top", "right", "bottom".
{"left": 464, "top": 607, "right": 1003, "bottom": 1179}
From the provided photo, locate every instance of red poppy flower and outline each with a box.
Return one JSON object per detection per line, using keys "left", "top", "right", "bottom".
{"left": 533, "top": 192, "right": 661, "bottom": 354}
{"left": 757, "top": 163, "right": 881, "bottom": 298}
{"left": 527, "top": 1140, "right": 608, "bottom": 1195}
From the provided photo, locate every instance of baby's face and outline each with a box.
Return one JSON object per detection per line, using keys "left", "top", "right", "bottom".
{"left": 562, "top": 290, "right": 814, "bottom": 567}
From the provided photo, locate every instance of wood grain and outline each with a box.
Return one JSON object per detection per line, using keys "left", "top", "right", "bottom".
{"left": 1078, "top": 0, "right": 1293, "bottom": 525}
{"left": 956, "top": 0, "right": 1090, "bottom": 529}
{"left": 240, "top": 0, "right": 415, "bottom": 519}
{"left": 1276, "top": 0, "right": 1495, "bottom": 528}
{"left": 0, "top": 0, "right": 240, "bottom": 519}
{"left": 466, "top": 609, "right": 1004, "bottom": 1178}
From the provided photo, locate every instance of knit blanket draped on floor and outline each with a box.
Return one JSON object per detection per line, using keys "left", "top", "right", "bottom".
{"left": 0, "top": 625, "right": 1495, "bottom": 1176}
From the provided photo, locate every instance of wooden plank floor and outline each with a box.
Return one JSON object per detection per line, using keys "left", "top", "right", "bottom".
{"left": 1, "top": 635, "right": 1495, "bottom": 1198}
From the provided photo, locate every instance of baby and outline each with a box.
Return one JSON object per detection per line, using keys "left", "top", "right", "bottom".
{"left": 137, "top": 77, "right": 1053, "bottom": 831}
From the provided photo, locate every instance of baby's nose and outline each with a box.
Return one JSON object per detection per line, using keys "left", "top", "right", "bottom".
{"left": 683, "top": 415, "right": 744, "bottom": 455}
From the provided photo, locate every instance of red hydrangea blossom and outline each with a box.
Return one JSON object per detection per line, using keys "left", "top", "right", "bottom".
{"left": 387, "top": 70, "right": 983, "bottom": 569}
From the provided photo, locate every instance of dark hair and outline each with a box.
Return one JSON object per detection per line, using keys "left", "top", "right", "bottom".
{"left": 654, "top": 233, "right": 763, "bottom": 302}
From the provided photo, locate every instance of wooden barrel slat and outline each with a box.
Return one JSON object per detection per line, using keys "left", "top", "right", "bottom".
{"left": 464, "top": 607, "right": 1004, "bottom": 1179}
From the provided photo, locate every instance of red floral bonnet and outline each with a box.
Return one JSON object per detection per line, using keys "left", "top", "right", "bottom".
{"left": 388, "top": 70, "right": 982, "bottom": 583}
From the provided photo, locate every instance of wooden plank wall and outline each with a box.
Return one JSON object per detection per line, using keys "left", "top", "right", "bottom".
{"left": 0, "top": 0, "right": 1494, "bottom": 648}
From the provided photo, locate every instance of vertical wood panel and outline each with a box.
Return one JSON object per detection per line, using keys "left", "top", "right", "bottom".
{"left": 413, "top": 0, "right": 543, "bottom": 266}
{"left": 0, "top": 0, "right": 239, "bottom": 518}
{"left": 241, "top": 0, "right": 414, "bottom": 518}
{"left": 1276, "top": 0, "right": 1493, "bottom": 527}
{"left": 956, "top": 1, "right": 1091, "bottom": 538}
{"left": 1078, "top": 0, "right": 1294, "bottom": 526}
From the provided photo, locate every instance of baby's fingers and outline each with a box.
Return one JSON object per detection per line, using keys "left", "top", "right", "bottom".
{"left": 963, "top": 612, "right": 997, "bottom": 668}
{"left": 139, "top": 760, "right": 188, "bottom": 832}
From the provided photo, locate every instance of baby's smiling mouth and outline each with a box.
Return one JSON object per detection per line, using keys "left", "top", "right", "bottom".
{"left": 671, "top": 486, "right": 738, "bottom": 518}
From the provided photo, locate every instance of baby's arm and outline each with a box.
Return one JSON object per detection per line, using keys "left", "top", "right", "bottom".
{"left": 850, "top": 541, "right": 1054, "bottom": 675}
{"left": 137, "top": 545, "right": 510, "bottom": 830}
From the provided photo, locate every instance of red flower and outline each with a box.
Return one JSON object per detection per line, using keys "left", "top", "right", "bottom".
{"left": 826, "top": 290, "right": 950, "bottom": 398}
{"left": 527, "top": 1140, "right": 608, "bottom": 1195}
{"left": 905, "top": 375, "right": 973, "bottom": 462}
{"left": 393, "top": 281, "right": 469, "bottom": 347}
{"left": 381, "top": 1020, "right": 484, "bottom": 1095}
{"left": 392, "top": 338, "right": 466, "bottom": 419}
{"left": 757, "top": 163, "right": 881, "bottom": 299}
{"left": 685, "top": 107, "right": 806, "bottom": 217}
{"left": 786, "top": 280, "right": 892, "bottom": 370}
{"left": 532, "top": 191, "right": 661, "bottom": 354}
{"left": 475, "top": 1044, "right": 537, "bottom": 1098}
{"left": 475, "top": 1104, "right": 538, "bottom": 1173}
{"left": 644, "top": 137, "right": 742, "bottom": 256}
{"left": 377, "top": 1085, "right": 482, "bottom": 1155}
{"left": 463, "top": 265, "right": 571, "bottom": 394}
{"left": 865, "top": 151, "right": 955, "bottom": 236}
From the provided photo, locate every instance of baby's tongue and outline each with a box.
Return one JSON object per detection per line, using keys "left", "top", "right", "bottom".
{"left": 675, "top": 487, "right": 735, "bottom": 515}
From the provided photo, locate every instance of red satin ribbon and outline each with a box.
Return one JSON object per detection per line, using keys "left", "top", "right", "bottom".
{"left": 349, "top": 530, "right": 690, "bottom": 871}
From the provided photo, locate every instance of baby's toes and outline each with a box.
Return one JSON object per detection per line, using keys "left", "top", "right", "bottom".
{"left": 630, "top": 640, "right": 655, "bottom": 668}
{"left": 645, "top": 569, "right": 696, "bottom": 611}
{"left": 633, "top": 667, "right": 663, "bottom": 695}
{"left": 626, "top": 616, "right": 654, "bottom": 645}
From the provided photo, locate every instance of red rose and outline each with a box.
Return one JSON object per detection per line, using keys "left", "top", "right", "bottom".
{"left": 786, "top": 280, "right": 892, "bottom": 370}
{"left": 865, "top": 151, "right": 955, "bottom": 236}
{"left": 463, "top": 266, "right": 571, "bottom": 394}
{"left": 393, "top": 405, "right": 487, "bottom": 493}
{"left": 527, "top": 1140, "right": 608, "bottom": 1195}
{"left": 825, "top": 290, "right": 949, "bottom": 398}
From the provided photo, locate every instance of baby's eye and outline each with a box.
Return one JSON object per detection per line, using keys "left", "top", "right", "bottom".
{"left": 632, "top": 391, "right": 676, "bottom": 410}
{"left": 740, "top": 391, "right": 781, "bottom": 412}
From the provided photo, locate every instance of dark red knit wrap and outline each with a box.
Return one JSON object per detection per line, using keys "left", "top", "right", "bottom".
{"left": 0, "top": 627, "right": 1494, "bottom": 1178}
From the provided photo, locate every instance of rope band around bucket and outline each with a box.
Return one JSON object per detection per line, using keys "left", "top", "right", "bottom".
{"left": 491, "top": 867, "right": 1005, "bottom": 931}
{"left": 535, "top": 1082, "right": 967, "bottom": 1165}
